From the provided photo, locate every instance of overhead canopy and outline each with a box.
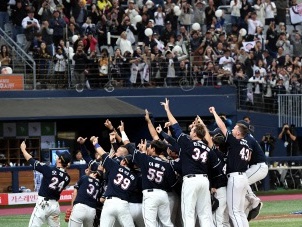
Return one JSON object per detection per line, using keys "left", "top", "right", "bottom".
{"left": 0, "top": 97, "right": 146, "bottom": 121}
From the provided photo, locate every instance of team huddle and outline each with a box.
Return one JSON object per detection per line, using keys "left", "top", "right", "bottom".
{"left": 20, "top": 98, "right": 268, "bottom": 227}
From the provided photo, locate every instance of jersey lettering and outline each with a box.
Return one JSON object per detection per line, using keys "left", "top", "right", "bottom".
{"left": 192, "top": 148, "right": 208, "bottom": 163}
{"left": 113, "top": 173, "right": 131, "bottom": 190}
{"left": 49, "top": 177, "right": 65, "bottom": 191}
{"left": 147, "top": 168, "right": 164, "bottom": 183}
{"left": 239, "top": 147, "right": 250, "bottom": 161}
{"left": 87, "top": 184, "right": 99, "bottom": 199}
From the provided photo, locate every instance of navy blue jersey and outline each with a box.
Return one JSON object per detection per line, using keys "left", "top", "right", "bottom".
{"left": 29, "top": 158, "right": 70, "bottom": 200}
{"left": 133, "top": 151, "right": 177, "bottom": 191}
{"left": 245, "top": 134, "right": 267, "bottom": 165}
{"left": 209, "top": 147, "right": 228, "bottom": 189}
{"left": 73, "top": 175, "right": 102, "bottom": 209}
{"left": 128, "top": 170, "right": 143, "bottom": 203}
{"left": 101, "top": 154, "right": 136, "bottom": 201}
{"left": 171, "top": 123, "right": 211, "bottom": 176}
{"left": 225, "top": 131, "right": 251, "bottom": 174}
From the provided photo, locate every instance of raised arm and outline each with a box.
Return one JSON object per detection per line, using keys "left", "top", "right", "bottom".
{"left": 104, "top": 119, "right": 122, "bottom": 143}
{"left": 160, "top": 98, "right": 177, "bottom": 125}
{"left": 196, "top": 115, "right": 214, "bottom": 148}
{"left": 90, "top": 136, "right": 106, "bottom": 156}
{"left": 20, "top": 141, "right": 32, "bottom": 161}
{"left": 209, "top": 107, "right": 227, "bottom": 137}
{"left": 145, "top": 109, "right": 160, "bottom": 140}
{"left": 117, "top": 121, "right": 130, "bottom": 145}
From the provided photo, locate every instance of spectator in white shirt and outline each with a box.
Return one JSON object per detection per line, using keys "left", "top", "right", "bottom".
{"left": 248, "top": 69, "right": 265, "bottom": 111}
{"left": 22, "top": 8, "right": 41, "bottom": 51}
{"left": 264, "top": 0, "right": 276, "bottom": 25}
{"left": 230, "top": 0, "right": 242, "bottom": 25}
{"left": 116, "top": 31, "right": 134, "bottom": 55}
{"left": 245, "top": 11, "right": 263, "bottom": 40}
{"left": 219, "top": 49, "right": 235, "bottom": 73}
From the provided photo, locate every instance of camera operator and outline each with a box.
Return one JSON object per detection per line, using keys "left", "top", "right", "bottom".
{"left": 278, "top": 124, "right": 300, "bottom": 163}
{"left": 260, "top": 133, "right": 276, "bottom": 157}
{"left": 22, "top": 8, "right": 40, "bottom": 52}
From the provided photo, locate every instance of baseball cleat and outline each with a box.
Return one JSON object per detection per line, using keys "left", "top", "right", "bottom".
{"left": 248, "top": 202, "right": 263, "bottom": 221}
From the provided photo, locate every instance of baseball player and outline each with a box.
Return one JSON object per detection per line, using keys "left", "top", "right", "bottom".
{"left": 209, "top": 107, "right": 250, "bottom": 227}
{"left": 118, "top": 122, "right": 177, "bottom": 227}
{"left": 68, "top": 166, "right": 102, "bottom": 227}
{"left": 20, "top": 141, "right": 71, "bottom": 227}
{"left": 161, "top": 99, "right": 222, "bottom": 227}
{"left": 74, "top": 137, "right": 106, "bottom": 227}
{"left": 90, "top": 136, "right": 137, "bottom": 227}
{"left": 237, "top": 120, "right": 268, "bottom": 220}
{"left": 210, "top": 133, "right": 230, "bottom": 227}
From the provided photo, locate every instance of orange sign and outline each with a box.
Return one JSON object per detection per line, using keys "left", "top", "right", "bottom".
{"left": 0, "top": 74, "right": 24, "bottom": 91}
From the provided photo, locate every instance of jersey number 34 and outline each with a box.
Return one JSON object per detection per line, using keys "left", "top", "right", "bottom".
{"left": 192, "top": 148, "right": 208, "bottom": 163}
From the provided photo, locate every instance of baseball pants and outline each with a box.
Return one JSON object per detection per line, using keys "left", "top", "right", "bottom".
{"left": 142, "top": 188, "right": 173, "bottom": 227}
{"left": 181, "top": 174, "right": 213, "bottom": 227}
{"left": 213, "top": 186, "right": 230, "bottom": 227}
{"left": 68, "top": 203, "right": 96, "bottom": 227}
{"left": 246, "top": 162, "right": 268, "bottom": 209}
{"left": 227, "top": 172, "right": 249, "bottom": 227}
{"left": 28, "top": 196, "right": 60, "bottom": 227}
{"left": 100, "top": 197, "right": 135, "bottom": 227}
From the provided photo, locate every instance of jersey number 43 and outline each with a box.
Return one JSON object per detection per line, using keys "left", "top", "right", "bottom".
{"left": 240, "top": 147, "right": 251, "bottom": 161}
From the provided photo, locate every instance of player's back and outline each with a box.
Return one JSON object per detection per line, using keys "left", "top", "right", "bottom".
{"left": 102, "top": 154, "right": 137, "bottom": 201}
{"left": 73, "top": 175, "right": 102, "bottom": 208}
{"left": 37, "top": 165, "right": 70, "bottom": 200}
{"left": 177, "top": 134, "right": 210, "bottom": 176}
{"left": 245, "top": 134, "right": 266, "bottom": 165}
{"left": 225, "top": 132, "right": 250, "bottom": 174}
{"left": 134, "top": 153, "right": 177, "bottom": 191}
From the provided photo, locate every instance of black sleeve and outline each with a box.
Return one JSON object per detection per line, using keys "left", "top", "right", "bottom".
{"left": 159, "top": 131, "right": 180, "bottom": 154}
{"left": 125, "top": 143, "right": 136, "bottom": 155}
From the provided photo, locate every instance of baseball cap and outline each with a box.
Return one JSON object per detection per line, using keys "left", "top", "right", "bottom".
{"left": 209, "top": 128, "right": 222, "bottom": 136}
{"left": 255, "top": 69, "right": 260, "bottom": 74}
{"left": 166, "top": 21, "right": 171, "bottom": 24}
{"left": 129, "top": 0, "right": 135, "bottom": 3}
{"left": 56, "top": 150, "right": 71, "bottom": 165}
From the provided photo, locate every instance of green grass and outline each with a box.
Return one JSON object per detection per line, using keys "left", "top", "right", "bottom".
{"left": 1, "top": 200, "right": 302, "bottom": 227}
{"left": 250, "top": 219, "right": 302, "bottom": 227}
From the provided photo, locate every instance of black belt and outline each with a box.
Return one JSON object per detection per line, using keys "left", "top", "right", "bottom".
{"left": 186, "top": 174, "right": 207, "bottom": 178}
{"left": 44, "top": 197, "right": 57, "bottom": 201}
{"left": 227, "top": 172, "right": 243, "bottom": 178}
{"left": 147, "top": 189, "right": 153, "bottom": 192}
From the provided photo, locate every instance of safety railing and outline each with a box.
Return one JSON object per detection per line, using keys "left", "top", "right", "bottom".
{"left": 278, "top": 94, "right": 302, "bottom": 127}
{"left": 0, "top": 27, "right": 37, "bottom": 89}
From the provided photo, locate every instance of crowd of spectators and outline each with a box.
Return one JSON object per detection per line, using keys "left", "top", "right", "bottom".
{"left": 0, "top": 0, "right": 301, "bottom": 112}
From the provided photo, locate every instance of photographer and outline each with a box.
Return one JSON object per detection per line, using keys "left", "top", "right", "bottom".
{"left": 22, "top": 8, "right": 40, "bottom": 52}
{"left": 278, "top": 124, "right": 300, "bottom": 160}
{"left": 260, "top": 133, "right": 276, "bottom": 157}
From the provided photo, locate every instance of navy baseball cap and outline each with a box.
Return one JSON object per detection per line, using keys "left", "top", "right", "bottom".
{"left": 209, "top": 128, "right": 222, "bottom": 136}
{"left": 56, "top": 150, "right": 71, "bottom": 165}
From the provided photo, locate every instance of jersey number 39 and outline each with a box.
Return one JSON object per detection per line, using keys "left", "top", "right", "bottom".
{"left": 114, "top": 173, "right": 131, "bottom": 190}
